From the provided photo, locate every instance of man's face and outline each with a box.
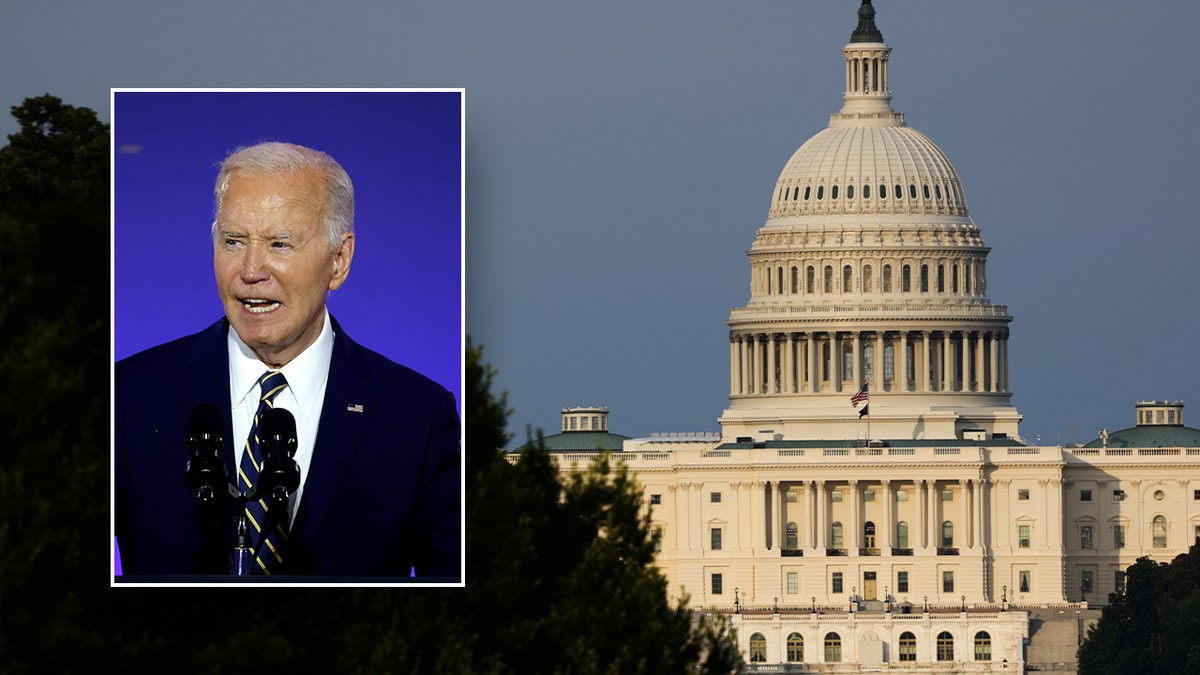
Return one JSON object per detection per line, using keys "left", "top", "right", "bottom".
{"left": 213, "top": 169, "right": 353, "bottom": 367}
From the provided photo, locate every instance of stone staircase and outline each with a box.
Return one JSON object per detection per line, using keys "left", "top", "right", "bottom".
{"left": 1023, "top": 608, "right": 1101, "bottom": 672}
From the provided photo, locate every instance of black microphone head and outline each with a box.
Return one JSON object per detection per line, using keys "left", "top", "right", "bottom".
{"left": 258, "top": 407, "right": 298, "bottom": 459}
{"left": 187, "top": 403, "right": 225, "bottom": 453}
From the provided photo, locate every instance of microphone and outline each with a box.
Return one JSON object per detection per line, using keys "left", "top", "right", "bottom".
{"left": 185, "top": 403, "right": 228, "bottom": 502}
{"left": 250, "top": 407, "right": 301, "bottom": 512}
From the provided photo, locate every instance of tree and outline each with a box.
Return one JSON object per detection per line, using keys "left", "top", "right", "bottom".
{"left": 1078, "top": 542, "right": 1200, "bottom": 674}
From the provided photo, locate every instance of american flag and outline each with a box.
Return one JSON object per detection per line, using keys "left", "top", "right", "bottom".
{"left": 850, "top": 384, "right": 869, "bottom": 406}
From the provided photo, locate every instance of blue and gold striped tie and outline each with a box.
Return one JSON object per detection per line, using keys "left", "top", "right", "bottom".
{"left": 239, "top": 370, "right": 290, "bottom": 574}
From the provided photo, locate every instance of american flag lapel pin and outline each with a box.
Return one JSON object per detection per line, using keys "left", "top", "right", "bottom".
{"left": 347, "top": 403, "right": 364, "bottom": 413}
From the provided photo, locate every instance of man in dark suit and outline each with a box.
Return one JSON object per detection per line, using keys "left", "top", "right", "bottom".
{"left": 115, "top": 142, "right": 460, "bottom": 580}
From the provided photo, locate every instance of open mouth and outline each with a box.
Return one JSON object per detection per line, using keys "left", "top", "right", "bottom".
{"left": 241, "top": 298, "right": 281, "bottom": 314}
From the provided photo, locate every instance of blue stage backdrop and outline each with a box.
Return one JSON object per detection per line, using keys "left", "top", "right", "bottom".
{"left": 112, "top": 89, "right": 464, "bottom": 578}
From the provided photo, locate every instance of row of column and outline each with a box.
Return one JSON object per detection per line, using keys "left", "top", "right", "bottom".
{"left": 729, "top": 329, "right": 1008, "bottom": 397}
{"left": 770, "top": 478, "right": 987, "bottom": 553}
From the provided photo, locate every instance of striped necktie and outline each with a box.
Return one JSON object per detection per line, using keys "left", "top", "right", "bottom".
{"left": 238, "top": 370, "right": 290, "bottom": 574}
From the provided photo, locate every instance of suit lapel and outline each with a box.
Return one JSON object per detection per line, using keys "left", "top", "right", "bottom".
{"left": 291, "top": 317, "right": 374, "bottom": 545}
{"left": 181, "top": 318, "right": 237, "bottom": 476}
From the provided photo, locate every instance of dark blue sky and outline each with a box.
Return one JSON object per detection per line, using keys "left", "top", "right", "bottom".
{"left": 5, "top": 1, "right": 1198, "bottom": 447}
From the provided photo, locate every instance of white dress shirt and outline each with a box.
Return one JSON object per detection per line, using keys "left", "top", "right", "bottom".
{"left": 227, "top": 309, "right": 334, "bottom": 527}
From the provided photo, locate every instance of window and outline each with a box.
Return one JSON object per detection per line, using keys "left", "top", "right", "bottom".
{"left": 902, "top": 265, "right": 911, "bottom": 292}
{"left": 652, "top": 527, "right": 663, "bottom": 552}
{"left": 650, "top": 494, "right": 661, "bottom": 505}
{"left": 831, "top": 522, "right": 844, "bottom": 548}
{"left": 847, "top": 185, "right": 854, "bottom": 200}
{"left": 1153, "top": 516, "right": 1167, "bottom": 548}
{"left": 894, "top": 184, "right": 902, "bottom": 199}
{"left": 883, "top": 264, "right": 892, "bottom": 292}
{"left": 941, "top": 489, "right": 954, "bottom": 502}
{"left": 864, "top": 521, "right": 877, "bottom": 548}
{"left": 898, "top": 632, "right": 916, "bottom": 661}
{"left": 920, "top": 265, "right": 929, "bottom": 292}
{"left": 1019, "top": 524, "right": 1031, "bottom": 548}
{"left": 806, "top": 266, "right": 815, "bottom": 293}
{"left": 832, "top": 572, "right": 844, "bottom": 594}
{"left": 909, "top": 184, "right": 918, "bottom": 199}
{"left": 710, "top": 492, "right": 721, "bottom": 503}
{"left": 831, "top": 185, "right": 839, "bottom": 200}
{"left": 937, "top": 264, "right": 944, "bottom": 293}
{"left": 896, "top": 489, "right": 909, "bottom": 501}
{"left": 1081, "top": 489, "right": 1093, "bottom": 502}
{"left": 843, "top": 265, "right": 852, "bottom": 293}
{"left": 863, "top": 344, "right": 875, "bottom": 381}
{"left": 786, "top": 491, "right": 798, "bottom": 502}
{"left": 824, "top": 266, "right": 833, "bottom": 293}
{"left": 803, "top": 186, "right": 811, "bottom": 200}
{"left": 1154, "top": 490, "right": 1165, "bottom": 501}
{"left": 896, "top": 521, "right": 909, "bottom": 548}
{"left": 863, "top": 490, "right": 876, "bottom": 503}
{"left": 711, "top": 527, "right": 723, "bottom": 550}
{"left": 824, "top": 633, "right": 842, "bottom": 662}
{"left": 942, "top": 521, "right": 954, "bottom": 547}
{"left": 1115, "top": 571, "right": 1126, "bottom": 594}
{"left": 943, "top": 571, "right": 954, "bottom": 593}
{"left": 1019, "top": 570, "right": 1031, "bottom": 593}
{"left": 1114, "top": 524, "right": 1126, "bottom": 548}
{"left": 1194, "top": 490, "right": 1200, "bottom": 501}
{"left": 787, "top": 633, "right": 803, "bottom": 662}
{"left": 831, "top": 490, "right": 843, "bottom": 502}
{"left": 1081, "top": 525, "right": 1093, "bottom": 549}
{"left": 1018, "top": 489, "right": 1030, "bottom": 501}
{"left": 712, "top": 573, "right": 723, "bottom": 595}
{"left": 817, "top": 185, "right": 824, "bottom": 200}
{"left": 786, "top": 522, "right": 798, "bottom": 550}
{"left": 923, "top": 184, "right": 931, "bottom": 200}
{"left": 787, "top": 571, "right": 799, "bottom": 594}
{"left": 749, "top": 633, "right": 766, "bottom": 663}
{"left": 884, "top": 344, "right": 895, "bottom": 381}
{"left": 791, "top": 266, "right": 798, "bottom": 294}
{"left": 864, "top": 184, "right": 871, "bottom": 199}
{"left": 863, "top": 264, "right": 872, "bottom": 292}
{"left": 897, "top": 570, "right": 909, "bottom": 593}
{"left": 1113, "top": 489, "right": 1126, "bottom": 501}
{"left": 974, "top": 632, "right": 992, "bottom": 661}
{"left": 1081, "top": 570, "right": 1094, "bottom": 594}
{"left": 937, "top": 632, "right": 954, "bottom": 661}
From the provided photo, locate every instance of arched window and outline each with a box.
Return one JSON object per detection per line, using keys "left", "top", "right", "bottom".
{"left": 896, "top": 521, "right": 909, "bottom": 548}
{"left": 1153, "top": 515, "right": 1168, "bottom": 548}
{"left": 778, "top": 267, "right": 784, "bottom": 295}
{"left": 824, "top": 266, "right": 833, "bottom": 294}
{"left": 937, "top": 264, "right": 945, "bottom": 293}
{"left": 863, "top": 184, "right": 871, "bottom": 199}
{"left": 824, "top": 633, "right": 842, "bottom": 662}
{"left": 864, "top": 521, "right": 877, "bottom": 548}
{"left": 863, "top": 344, "right": 875, "bottom": 381}
{"left": 883, "top": 264, "right": 892, "bottom": 292}
{"left": 923, "top": 184, "right": 931, "bottom": 200}
{"left": 898, "top": 632, "right": 916, "bottom": 662}
{"left": 842, "top": 341, "right": 853, "bottom": 381}
{"left": 803, "top": 186, "right": 811, "bottom": 200}
{"left": 879, "top": 183, "right": 887, "bottom": 199}
{"left": 749, "top": 633, "right": 767, "bottom": 662}
{"left": 974, "top": 632, "right": 992, "bottom": 661}
{"left": 935, "top": 184, "right": 942, "bottom": 199}
{"left": 863, "top": 264, "right": 873, "bottom": 292}
{"left": 920, "top": 265, "right": 930, "bottom": 292}
{"left": 843, "top": 265, "right": 852, "bottom": 293}
{"left": 831, "top": 185, "right": 839, "bottom": 200}
{"left": 822, "top": 342, "right": 831, "bottom": 382}
{"left": 791, "top": 266, "right": 798, "bottom": 294}
{"left": 831, "top": 522, "right": 844, "bottom": 548}
{"left": 787, "top": 633, "right": 804, "bottom": 662}
{"left": 902, "top": 265, "right": 911, "bottom": 292}
{"left": 817, "top": 185, "right": 824, "bottom": 200}
{"left": 894, "top": 184, "right": 902, "bottom": 199}
{"left": 909, "top": 184, "right": 918, "bottom": 199}
{"left": 766, "top": 268, "right": 772, "bottom": 295}
{"left": 942, "top": 520, "right": 954, "bottom": 547}
{"left": 883, "top": 344, "right": 895, "bottom": 382}
{"left": 786, "top": 522, "right": 799, "bottom": 550}
{"left": 952, "top": 263, "right": 959, "bottom": 293}
{"left": 847, "top": 184, "right": 855, "bottom": 200}
{"left": 806, "top": 266, "right": 815, "bottom": 294}
{"left": 937, "top": 632, "right": 954, "bottom": 661}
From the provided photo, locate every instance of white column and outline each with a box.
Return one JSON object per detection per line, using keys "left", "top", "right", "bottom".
{"left": 921, "top": 332, "right": 932, "bottom": 392}
{"left": 960, "top": 479, "right": 971, "bottom": 549}
{"left": 772, "top": 481, "right": 784, "bottom": 550}
{"left": 900, "top": 331, "right": 910, "bottom": 392}
{"left": 750, "top": 481, "right": 766, "bottom": 551}
{"left": 849, "top": 479, "right": 861, "bottom": 553}
{"left": 815, "top": 480, "right": 827, "bottom": 550}
{"left": 852, "top": 332, "right": 862, "bottom": 392}
{"left": 989, "top": 333, "right": 999, "bottom": 393}
{"left": 730, "top": 337, "right": 739, "bottom": 396}
{"left": 973, "top": 477, "right": 985, "bottom": 551}
{"left": 874, "top": 332, "right": 885, "bottom": 393}
{"left": 960, "top": 333, "right": 970, "bottom": 392}
{"left": 739, "top": 336, "right": 749, "bottom": 395}
{"left": 808, "top": 333, "right": 819, "bottom": 393}
{"left": 834, "top": 333, "right": 844, "bottom": 393}
{"left": 766, "top": 333, "right": 777, "bottom": 394}
{"left": 880, "top": 480, "right": 893, "bottom": 551}
{"left": 942, "top": 332, "right": 954, "bottom": 392}
{"left": 1000, "top": 334, "right": 1009, "bottom": 392}
{"left": 749, "top": 335, "right": 760, "bottom": 394}
{"left": 784, "top": 333, "right": 795, "bottom": 394}
{"left": 974, "top": 332, "right": 985, "bottom": 392}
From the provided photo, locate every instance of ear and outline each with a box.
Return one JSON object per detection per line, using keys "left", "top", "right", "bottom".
{"left": 328, "top": 232, "right": 355, "bottom": 291}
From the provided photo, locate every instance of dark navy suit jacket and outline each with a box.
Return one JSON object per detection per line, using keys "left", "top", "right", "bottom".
{"left": 115, "top": 316, "right": 461, "bottom": 580}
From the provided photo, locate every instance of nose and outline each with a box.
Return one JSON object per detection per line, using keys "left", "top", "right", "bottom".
{"left": 239, "top": 242, "right": 271, "bottom": 283}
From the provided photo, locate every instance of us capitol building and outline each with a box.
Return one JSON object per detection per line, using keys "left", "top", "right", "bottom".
{"left": 526, "top": 2, "right": 1200, "bottom": 671}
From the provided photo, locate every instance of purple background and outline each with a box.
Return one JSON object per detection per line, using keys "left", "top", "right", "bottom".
{"left": 112, "top": 90, "right": 463, "bottom": 576}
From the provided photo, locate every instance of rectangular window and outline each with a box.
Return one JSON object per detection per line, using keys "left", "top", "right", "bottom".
{"left": 1115, "top": 571, "right": 1126, "bottom": 594}
{"left": 787, "top": 572, "right": 798, "bottom": 594}
{"left": 786, "top": 491, "right": 798, "bottom": 503}
{"left": 710, "top": 492, "right": 722, "bottom": 503}
{"left": 831, "top": 490, "right": 843, "bottom": 503}
{"left": 1019, "top": 570, "right": 1031, "bottom": 593}
{"left": 1081, "top": 489, "right": 1093, "bottom": 502}
{"left": 1081, "top": 525, "right": 1093, "bottom": 549}
{"left": 650, "top": 494, "right": 661, "bottom": 505}
{"left": 1081, "top": 570, "right": 1094, "bottom": 594}
{"left": 1019, "top": 525, "right": 1031, "bottom": 548}
{"left": 1114, "top": 524, "right": 1126, "bottom": 548}
{"left": 711, "top": 528, "right": 723, "bottom": 550}
{"left": 897, "top": 571, "right": 909, "bottom": 593}
{"left": 1193, "top": 489, "right": 1200, "bottom": 501}
{"left": 712, "top": 573, "right": 723, "bottom": 595}
{"left": 1018, "top": 489, "right": 1030, "bottom": 501}
{"left": 1113, "top": 489, "right": 1126, "bottom": 502}
{"left": 941, "top": 489, "right": 954, "bottom": 502}
{"left": 895, "top": 489, "right": 909, "bottom": 502}
{"left": 832, "top": 572, "right": 844, "bottom": 594}
{"left": 863, "top": 490, "right": 876, "bottom": 502}
{"left": 942, "top": 571, "right": 954, "bottom": 593}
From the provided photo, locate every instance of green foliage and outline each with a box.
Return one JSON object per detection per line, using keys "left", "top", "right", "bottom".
{"left": 1078, "top": 542, "right": 1200, "bottom": 674}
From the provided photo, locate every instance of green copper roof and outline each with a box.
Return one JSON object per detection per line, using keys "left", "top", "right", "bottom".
{"left": 1082, "top": 425, "right": 1200, "bottom": 449}
{"left": 512, "top": 431, "right": 631, "bottom": 453}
